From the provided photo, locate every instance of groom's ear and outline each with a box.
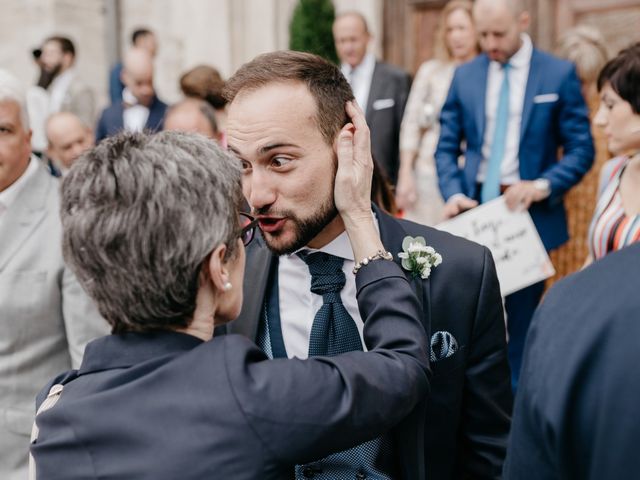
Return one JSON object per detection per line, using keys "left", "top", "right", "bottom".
{"left": 332, "top": 131, "right": 341, "bottom": 155}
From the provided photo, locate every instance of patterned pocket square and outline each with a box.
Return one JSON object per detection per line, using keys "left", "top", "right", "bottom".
{"left": 430, "top": 331, "right": 458, "bottom": 362}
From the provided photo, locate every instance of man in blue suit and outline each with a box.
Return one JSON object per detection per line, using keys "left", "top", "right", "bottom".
{"left": 504, "top": 242, "right": 640, "bottom": 479}
{"left": 435, "top": 0, "right": 594, "bottom": 390}
{"left": 96, "top": 48, "right": 166, "bottom": 143}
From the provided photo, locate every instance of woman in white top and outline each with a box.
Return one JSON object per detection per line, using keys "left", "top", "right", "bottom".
{"left": 396, "top": 0, "right": 479, "bottom": 225}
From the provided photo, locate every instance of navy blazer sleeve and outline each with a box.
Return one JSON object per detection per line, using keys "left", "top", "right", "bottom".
{"left": 435, "top": 69, "right": 467, "bottom": 200}
{"left": 505, "top": 246, "right": 640, "bottom": 479}
{"left": 223, "top": 260, "right": 430, "bottom": 465}
{"left": 541, "top": 65, "right": 594, "bottom": 204}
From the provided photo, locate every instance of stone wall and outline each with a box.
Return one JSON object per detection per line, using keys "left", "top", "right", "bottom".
{"left": 0, "top": 0, "right": 383, "bottom": 113}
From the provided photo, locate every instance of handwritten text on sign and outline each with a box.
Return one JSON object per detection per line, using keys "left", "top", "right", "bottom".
{"left": 436, "top": 197, "right": 555, "bottom": 296}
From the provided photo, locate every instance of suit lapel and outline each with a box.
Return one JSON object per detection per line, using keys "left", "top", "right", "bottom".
{"left": 365, "top": 62, "right": 382, "bottom": 121}
{"left": 520, "top": 49, "right": 541, "bottom": 141}
{"left": 228, "top": 236, "right": 274, "bottom": 340}
{"left": 112, "top": 103, "right": 125, "bottom": 132}
{"left": 475, "top": 56, "right": 490, "bottom": 143}
{"left": 374, "top": 205, "right": 431, "bottom": 331}
{"left": 146, "top": 97, "right": 164, "bottom": 130}
{"left": 374, "top": 205, "right": 429, "bottom": 479}
{"left": 0, "top": 162, "right": 52, "bottom": 272}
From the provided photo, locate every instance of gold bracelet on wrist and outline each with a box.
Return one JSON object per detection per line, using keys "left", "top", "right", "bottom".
{"left": 352, "top": 250, "right": 394, "bottom": 274}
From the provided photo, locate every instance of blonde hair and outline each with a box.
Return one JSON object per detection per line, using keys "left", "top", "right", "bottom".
{"left": 556, "top": 25, "right": 608, "bottom": 86}
{"left": 433, "top": 0, "right": 478, "bottom": 62}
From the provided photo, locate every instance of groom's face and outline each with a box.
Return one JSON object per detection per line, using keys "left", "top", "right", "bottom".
{"left": 226, "top": 81, "right": 338, "bottom": 255}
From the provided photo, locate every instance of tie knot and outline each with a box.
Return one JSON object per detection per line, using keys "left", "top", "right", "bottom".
{"left": 298, "top": 251, "right": 346, "bottom": 297}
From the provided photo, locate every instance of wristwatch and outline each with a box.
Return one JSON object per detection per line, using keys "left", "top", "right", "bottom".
{"left": 533, "top": 178, "right": 551, "bottom": 197}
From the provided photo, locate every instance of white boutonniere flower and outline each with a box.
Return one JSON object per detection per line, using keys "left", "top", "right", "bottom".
{"left": 398, "top": 236, "right": 442, "bottom": 279}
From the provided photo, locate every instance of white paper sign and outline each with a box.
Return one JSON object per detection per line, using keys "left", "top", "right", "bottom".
{"left": 436, "top": 197, "right": 555, "bottom": 296}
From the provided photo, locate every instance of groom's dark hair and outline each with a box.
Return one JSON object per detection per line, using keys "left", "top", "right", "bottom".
{"left": 223, "top": 50, "right": 355, "bottom": 147}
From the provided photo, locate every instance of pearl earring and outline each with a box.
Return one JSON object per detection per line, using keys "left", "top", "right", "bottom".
{"left": 223, "top": 282, "right": 232, "bottom": 292}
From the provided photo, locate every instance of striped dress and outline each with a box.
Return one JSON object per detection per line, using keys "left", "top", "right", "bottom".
{"left": 588, "top": 156, "right": 640, "bottom": 260}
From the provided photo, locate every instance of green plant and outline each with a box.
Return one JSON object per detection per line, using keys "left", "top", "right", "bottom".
{"left": 289, "top": 0, "right": 339, "bottom": 64}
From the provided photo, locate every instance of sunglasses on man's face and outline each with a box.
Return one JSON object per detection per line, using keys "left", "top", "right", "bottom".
{"left": 239, "top": 213, "right": 259, "bottom": 247}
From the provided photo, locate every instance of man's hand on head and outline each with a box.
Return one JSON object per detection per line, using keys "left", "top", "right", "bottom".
{"left": 334, "top": 100, "right": 373, "bottom": 226}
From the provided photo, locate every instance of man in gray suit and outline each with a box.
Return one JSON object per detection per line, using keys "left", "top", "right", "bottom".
{"left": 333, "top": 11, "right": 411, "bottom": 184}
{"left": 0, "top": 69, "right": 108, "bottom": 480}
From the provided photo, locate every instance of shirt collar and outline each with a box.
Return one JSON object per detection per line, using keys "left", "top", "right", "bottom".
{"left": 50, "top": 68, "right": 75, "bottom": 91}
{"left": 341, "top": 52, "right": 376, "bottom": 78}
{"left": 0, "top": 156, "right": 39, "bottom": 212}
{"left": 290, "top": 211, "right": 380, "bottom": 263}
{"left": 78, "top": 331, "right": 204, "bottom": 375}
{"left": 122, "top": 87, "right": 136, "bottom": 105}
{"left": 506, "top": 33, "right": 532, "bottom": 69}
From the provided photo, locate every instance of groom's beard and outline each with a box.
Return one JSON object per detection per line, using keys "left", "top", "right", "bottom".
{"left": 256, "top": 193, "right": 338, "bottom": 256}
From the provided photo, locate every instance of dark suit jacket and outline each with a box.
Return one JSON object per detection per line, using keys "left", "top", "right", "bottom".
{"left": 31, "top": 261, "right": 430, "bottom": 480}
{"left": 365, "top": 61, "right": 411, "bottom": 184}
{"left": 95, "top": 95, "right": 167, "bottom": 142}
{"left": 504, "top": 242, "right": 640, "bottom": 479}
{"left": 435, "top": 49, "right": 594, "bottom": 250}
{"left": 108, "top": 62, "right": 124, "bottom": 104}
{"left": 225, "top": 207, "right": 513, "bottom": 479}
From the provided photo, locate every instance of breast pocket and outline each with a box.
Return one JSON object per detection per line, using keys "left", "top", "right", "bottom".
{"left": 2, "top": 406, "right": 34, "bottom": 436}
{"left": 431, "top": 345, "right": 466, "bottom": 379}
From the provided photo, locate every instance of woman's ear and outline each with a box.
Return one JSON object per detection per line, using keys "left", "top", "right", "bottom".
{"left": 205, "top": 244, "right": 230, "bottom": 293}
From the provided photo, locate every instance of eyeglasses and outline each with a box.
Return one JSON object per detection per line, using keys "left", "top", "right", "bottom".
{"left": 239, "top": 212, "right": 259, "bottom": 247}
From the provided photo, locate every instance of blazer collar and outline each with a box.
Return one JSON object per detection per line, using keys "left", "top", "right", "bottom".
{"left": 372, "top": 205, "right": 430, "bottom": 315}
{"left": 146, "top": 96, "right": 166, "bottom": 128}
{"left": 227, "top": 235, "right": 275, "bottom": 340}
{"left": 365, "top": 61, "right": 382, "bottom": 119}
{"left": 520, "top": 48, "right": 542, "bottom": 139}
{"left": 78, "top": 331, "right": 203, "bottom": 375}
{"left": 475, "top": 55, "right": 491, "bottom": 143}
{"left": 0, "top": 161, "right": 53, "bottom": 271}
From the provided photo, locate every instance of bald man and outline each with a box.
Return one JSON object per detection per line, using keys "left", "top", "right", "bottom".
{"left": 95, "top": 48, "right": 167, "bottom": 142}
{"left": 333, "top": 11, "right": 410, "bottom": 184}
{"left": 164, "top": 98, "right": 222, "bottom": 142}
{"left": 46, "top": 111, "right": 93, "bottom": 174}
{"left": 435, "top": 0, "right": 594, "bottom": 391}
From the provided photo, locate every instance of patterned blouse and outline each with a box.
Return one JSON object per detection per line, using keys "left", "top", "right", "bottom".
{"left": 588, "top": 156, "right": 640, "bottom": 260}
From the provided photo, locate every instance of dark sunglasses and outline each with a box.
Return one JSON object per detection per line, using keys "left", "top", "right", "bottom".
{"left": 239, "top": 213, "right": 259, "bottom": 247}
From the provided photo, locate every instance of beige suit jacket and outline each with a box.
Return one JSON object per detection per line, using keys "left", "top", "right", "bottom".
{"left": 61, "top": 77, "right": 96, "bottom": 128}
{"left": 0, "top": 161, "right": 108, "bottom": 480}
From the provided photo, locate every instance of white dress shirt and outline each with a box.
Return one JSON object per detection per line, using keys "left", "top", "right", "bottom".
{"left": 122, "top": 88, "right": 149, "bottom": 133}
{"left": 477, "top": 33, "right": 533, "bottom": 185}
{"left": 0, "top": 156, "right": 39, "bottom": 231}
{"left": 341, "top": 53, "right": 376, "bottom": 111}
{"left": 278, "top": 215, "right": 380, "bottom": 359}
{"left": 48, "top": 69, "right": 75, "bottom": 114}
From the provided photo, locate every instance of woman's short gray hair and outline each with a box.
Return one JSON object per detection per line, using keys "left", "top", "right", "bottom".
{"left": 61, "top": 131, "right": 243, "bottom": 333}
